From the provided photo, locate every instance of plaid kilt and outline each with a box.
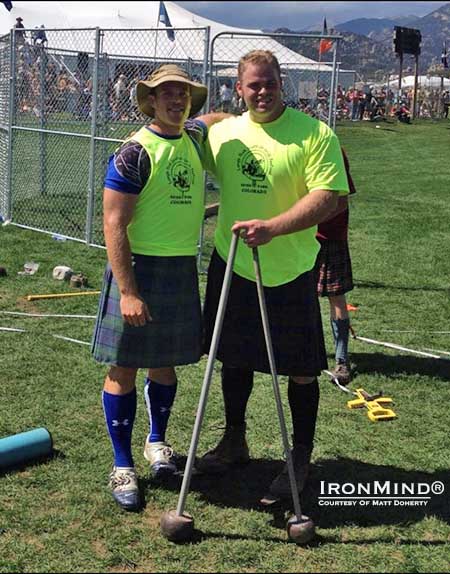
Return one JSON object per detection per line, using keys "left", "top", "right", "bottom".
{"left": 203, "top": 250, "right": 327, "bottom": 377}
{"left": 315, "top": 238, "right": 354, "bottom": 297}
{"left": 91, "top": 255, "right": 202, "bottom": 368}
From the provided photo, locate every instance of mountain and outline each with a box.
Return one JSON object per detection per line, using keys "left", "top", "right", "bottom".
{"left": 335, "top": 18, "right": 401, "bottom": 36}
{"left": 273, "top": 3, "right": 450, "bottom": 80}
{"left": 273, "top": 30, "right": 397, "bottom": 80}
{"left": 335, "top": 15, "right": 420, "bottom": 36}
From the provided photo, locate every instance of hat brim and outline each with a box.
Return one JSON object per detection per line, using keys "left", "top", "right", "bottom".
{"left": 136, "top": 76, "right": 207, "bottom": 118}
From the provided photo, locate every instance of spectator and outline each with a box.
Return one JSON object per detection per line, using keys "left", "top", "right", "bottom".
{"left": 32, "top": 25, "right": 48, "bottom": 47}
{"left": 315, "top": 149, "right": 356, "bottom": 385}
{"left": 113, "top": 74, "right": 129, "bottom": 120}
{"left": 443, "top": 90, "right": 450, "bottom": 119}
{"left": 219, "top": 80, "right": 233, "bottom": 113}
{"left": 14, "top": 17, "right": 26, "bottom": 46}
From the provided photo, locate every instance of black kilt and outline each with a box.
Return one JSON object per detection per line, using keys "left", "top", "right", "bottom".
{"left": 315, "top": 238, "right": 354, "bottom": 297}
{"left": 91, "top": 254, "right": 202, "bottom": 368}
{"left": 203, "top": 249, "right": 327, "bottom": 376}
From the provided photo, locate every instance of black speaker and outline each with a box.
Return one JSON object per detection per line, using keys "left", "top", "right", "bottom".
{"left": 394, "top": 27, "right": 421, "bottom": 56}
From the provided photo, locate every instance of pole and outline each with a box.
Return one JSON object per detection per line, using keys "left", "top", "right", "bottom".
{"left": 328, "top": 41, "right": 338, "bottom": 128}
{"left": 175, "top": 232, "right": 239, "bottom": 517}
{"left": 386, "top": 73, "right": 391, "bottom": 115}
{"left": 196, "top": 26, "right": 211, "bottom": 272}
{"left": 6, "top": 28, "right": 17, "bottom": 222}
{"left": 153, "top": 2, "right": 161, "bottom": 65}
{"left": 398, "top": 51, "right": 403, "bottom": 102}
{"left": 412, "top": 53, "right": 419, "bottom": 119}
{"left": 315, "top": 50, "right": 322, "bottom": 107}
{"left": 252, "top": 247, "right": 304, "bottom": 522}
{"left": 38, "top": 46, "right": 48, "bottom": 197}
{"left": 86, "top": 28, "right": 101, "bottom": 246}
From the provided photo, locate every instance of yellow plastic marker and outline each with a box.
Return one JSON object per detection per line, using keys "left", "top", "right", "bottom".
{"left": 27, "top": 291, "right": 101, "bottom": 301}
{"left": 347, "top": 388, "right": 397, "bottom": 422}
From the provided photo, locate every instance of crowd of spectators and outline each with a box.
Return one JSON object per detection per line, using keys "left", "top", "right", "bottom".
{"left": 294, "top": 84, "right": 450, "bottom": 122}
{"left": 11, "top": 21, "right": 450, "bottom": 125}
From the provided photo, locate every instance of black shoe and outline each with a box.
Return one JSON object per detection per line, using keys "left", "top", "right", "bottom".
{"left": 195, "top": 425, "right": 249, "bottom": 475}
{"left": 260, "top": 444, "right": 312, "bottom": 506}
{"left": 332, "top": 361, "right": 352, "bottom": 386}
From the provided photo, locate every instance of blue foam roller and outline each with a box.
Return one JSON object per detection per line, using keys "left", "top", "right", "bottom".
{"left": 0, "top": 428, "right": 53, "bottom": 469}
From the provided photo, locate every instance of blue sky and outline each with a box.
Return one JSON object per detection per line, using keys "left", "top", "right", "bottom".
{"left": 179, "top": 1, "right": 449, "bottom": 30}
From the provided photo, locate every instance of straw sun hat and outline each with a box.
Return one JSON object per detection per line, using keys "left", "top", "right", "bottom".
{"left": 136, "top": 64, "right": 207, "bottom": 117}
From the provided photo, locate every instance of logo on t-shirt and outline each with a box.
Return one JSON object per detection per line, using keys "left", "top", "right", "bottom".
{"left": 237, "top": 146, "right": 272, "bottom": 194}
{"left": 166, "top": 158, "right": 195, "bottom": 204}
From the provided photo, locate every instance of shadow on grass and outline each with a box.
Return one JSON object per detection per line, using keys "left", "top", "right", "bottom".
{"left": 354, "top": 279, "right": 450, "bottom": 293}
{"left": 0, "top": 448, "right": 64, "bottom": 477}
{"left": 350, "top": 351, "right": 450, "bottom": 380}
{"left": 144, "top": 456, "right": 450, "bottom": 536}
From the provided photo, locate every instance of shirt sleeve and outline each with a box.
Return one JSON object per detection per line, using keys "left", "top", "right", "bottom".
{"left": 104, "top": 140, "right": 151, "bottom": 194}
{"left": 184, "top": 118, "right": 208, "bottom": 164}
{"left": 304, "top": 123, "right": 349, "bottom": 196}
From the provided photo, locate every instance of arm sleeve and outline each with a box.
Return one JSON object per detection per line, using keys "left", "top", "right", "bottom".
{"left": 104, "top": 140, "right": 151, "bottom": 194}
{"left": 304, "top": 124, "right": 350, "bottom": 195}
{"left": 184, "top": 118, "right": 208, "bottom": 164}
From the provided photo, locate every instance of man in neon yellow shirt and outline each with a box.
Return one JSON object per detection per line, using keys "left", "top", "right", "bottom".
{"left": 91, "top": 65, "right": 224, "bottom": 512}
{"left": 196, "top": 50, "right": 349, "bottom": 504}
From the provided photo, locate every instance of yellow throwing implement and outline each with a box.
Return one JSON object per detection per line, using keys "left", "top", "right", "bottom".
{"left": 27, "top": 291, "right": 101, "bottom": 301}
{"left": 347, "top": 388, "right": 397, "bottom": 422}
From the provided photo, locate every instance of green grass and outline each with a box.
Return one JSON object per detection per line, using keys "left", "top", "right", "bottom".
{"left": 1, "top": 119, "right": 450, "bottom": 573}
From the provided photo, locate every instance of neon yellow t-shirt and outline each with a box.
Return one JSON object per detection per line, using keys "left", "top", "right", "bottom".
{"left": 127, "top": 126, "right": 204, "bottom": 256}
{"left": 206, "top": 108, "right": 349, "bottom": 286}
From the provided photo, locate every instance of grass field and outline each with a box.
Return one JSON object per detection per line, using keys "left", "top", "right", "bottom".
{"left": 1, "top": 119, "right": 450, "bottom": 573}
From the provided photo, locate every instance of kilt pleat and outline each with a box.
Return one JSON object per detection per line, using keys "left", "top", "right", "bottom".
{"left": 91, "top": 255, "right": 202, "bottom": 368}
{"left": 315, "top": 239, "right": 354, "bottom": 297}
{"left": 203, "top": 250, "right": 327, "bottom": 376}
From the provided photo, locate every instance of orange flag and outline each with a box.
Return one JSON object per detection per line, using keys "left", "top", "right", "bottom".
{"left": 319, "top": 18, "right": 333, "bottom": 55}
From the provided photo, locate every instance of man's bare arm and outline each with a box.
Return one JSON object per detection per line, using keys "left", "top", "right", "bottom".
{"left": 232, "top": 189, "right": 339, "bottom": 247}
{"left": 320, "top": 195, "right": 349, "bottom": 223}
{"left": 103, "top": 187, "right": 152, "bottom": 326}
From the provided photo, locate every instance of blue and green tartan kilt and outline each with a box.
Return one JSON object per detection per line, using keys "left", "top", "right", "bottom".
{"left": 203, "top": 249, "right": 328, "bottom": 377}
{"left": 315, "top": 238, "right": 354, "bottom": 297}
{"left": 91, "top": 254, "right": 202, "bottom": 368}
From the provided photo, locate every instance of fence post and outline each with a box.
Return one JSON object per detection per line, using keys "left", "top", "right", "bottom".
{"left": 39, "top": 47, "right": 48, "bottom": 196}
{"left": 6, "top": 29, "right": 17, "bottom": 222}
{"left": 86, "top": 27, "right": 101, "bottom": 245}
{"left": 197, "top": 26, "right": 211, "bottom": 271}
{"left": 328, "top": 40, "right": 338, "bottom": 128}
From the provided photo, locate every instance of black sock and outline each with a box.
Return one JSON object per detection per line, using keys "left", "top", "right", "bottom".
{"left": 288, "top": 378, "right": 320, "bottom": 448}
{"left": 221, "top": 365, "right": 254, "bottom": 427}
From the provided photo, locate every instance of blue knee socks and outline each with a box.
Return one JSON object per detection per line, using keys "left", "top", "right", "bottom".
{"left": 102, "top": 388, "right": 136, "bottom": 468}
{"left": 144, "top": 378, "right": 177, "bottom": 443}
{"left": 330, "top": 318, "right": 350, "bottom": 363}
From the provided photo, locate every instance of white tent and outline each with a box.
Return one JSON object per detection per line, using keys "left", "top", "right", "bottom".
{"left": 0, "top": 1, "right": 331, "bottom": 70}
{"left": 399, "top": 75, "right": 450, "bottom": 89}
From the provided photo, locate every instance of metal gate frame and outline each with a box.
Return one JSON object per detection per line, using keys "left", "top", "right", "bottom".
{"left": 3, "top": 26, "right": 210, "bottom": 246}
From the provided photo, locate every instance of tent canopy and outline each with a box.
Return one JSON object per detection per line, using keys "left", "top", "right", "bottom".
{"left": 0, "top": 1, "right": 331, "bottom": 69}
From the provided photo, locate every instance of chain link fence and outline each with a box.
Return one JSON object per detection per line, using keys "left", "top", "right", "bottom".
{"left": 0, "top": 34, "right": 10, "bottom": 221}
{"left": 1, "top": 27, "right": 339, "bottom": 247}
{"left": 208, "top": 32, "right": 339, "bottom": 125}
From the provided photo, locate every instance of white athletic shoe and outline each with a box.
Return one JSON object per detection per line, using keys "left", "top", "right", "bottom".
{"left": 143, "top": 440, "right": 178, "bottom": 477}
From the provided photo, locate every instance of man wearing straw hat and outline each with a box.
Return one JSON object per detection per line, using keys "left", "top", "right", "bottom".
{"left": 91, "top": 64, "right": 222, "bottom": 511}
